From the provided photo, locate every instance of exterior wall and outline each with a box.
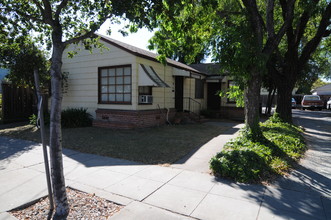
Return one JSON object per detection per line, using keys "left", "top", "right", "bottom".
{"left": 220, "top": 76, "right": 236, "bottom": 108}
{"left": 182, "top": 77, "right": 207, "bottom": 114}
{"left": 61, "top": 39, "right": 207, "bottom": 128}
{"left": 62, "top": 39, "right": 137, "bottom": 118}
{"left": 219, "top": 106, "right": 244, "bottom": 120}
{"left": 135, "top": 57, "right": 175, "bottom": 110}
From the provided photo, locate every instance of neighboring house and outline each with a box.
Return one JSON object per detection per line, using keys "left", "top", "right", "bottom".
{"left": 61, "top": 34, "right": 208, "bottom": 128}
{"left": 311, "top": 83, "right": 331, "bottom": 106}
{"left": 189, "top": 63, "right": 244, "bottom": 119}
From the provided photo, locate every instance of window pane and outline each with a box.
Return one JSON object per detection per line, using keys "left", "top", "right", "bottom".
{"left": 109, "top": 77, "right": 115, "bottom": 84}
{"left": 101, "top": 86, "right": 107, "bottom": 93}
{"left": 124, "top": 85, "right": 131, "bottom": 93}
{"left": 116, "top": 68, "right": 123, "bottom": 76}
{"left": 124, "top": 94, "right": 131, "bottom": 102}
{"left": 116, "top": 94, "right": 123, "bottom": 101}
{"left": 109, "top": 94, "right": 115, "bottom": 101}
{"left": 101, "top": 69, "right": 108, "bottom": 77}
{"left": 116, "top": 77, "right": 123, "bottom": 84}
{"left": 101, "top": 77, "right": 108, "bottom": 85}
{"left": 124, "top": 67, "right": 131, "bottom": 76}
{"left": 109, "top": 69, "right": 115, "bottom": 76}
{"left": 124, "top": 76, "right": 130, "bottom": 84}
{"left": 116, "top": 85, "right": 123, "bottom": 93}
{"left": 108, "top": 85, "right": 115, "bottom": 93}
{"left": 101, "top": 94, "right": 107, "bottom": 102}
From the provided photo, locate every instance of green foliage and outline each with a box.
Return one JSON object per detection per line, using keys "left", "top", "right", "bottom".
{"left": 61, "top": 108, "right": 92, "bottom": 128}
{"left": 311, "top": 78, "right": 328, "bottom": 90}
{"left": 210, "top": 119, "right": 306, "bottom": 183}
{"left": 268, "top": 112, "right": 284, "bottom": 123}
{"left": 30, "top": 108, "right": 92, "bottom": 128}
{"left": 219, "top": 85, "right": 244, "bottom": 107}
{"left": 210, "top": 149, "right": 270, "bottom": 182}
{"left": 0, "top": 36, "right": 50, "bottom": 88}
{"left": 29, "top": 114, "right": 38, "bottom": 125}
{"left": 148, "top": 1, "right": 213, "bottom": 64}
{"left": 29, "top": 112, "right": 50, "bottom": 126}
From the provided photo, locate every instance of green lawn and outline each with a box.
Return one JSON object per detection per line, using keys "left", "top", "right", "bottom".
{"left": 0, "top": 123, "right": 230, "bottom": 164}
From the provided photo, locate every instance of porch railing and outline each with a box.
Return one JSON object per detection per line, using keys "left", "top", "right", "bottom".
{"left": 183, "top": 97, "right": 201, "bottom": 119}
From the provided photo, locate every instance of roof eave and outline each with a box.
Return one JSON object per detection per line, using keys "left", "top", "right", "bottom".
{"left": 97, "top": 34, "right": 204, "bottom": 76}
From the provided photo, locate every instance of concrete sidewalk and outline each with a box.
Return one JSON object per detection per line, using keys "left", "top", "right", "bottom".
{"left": 0, "top": 120, "right": 330, "bottom": 220}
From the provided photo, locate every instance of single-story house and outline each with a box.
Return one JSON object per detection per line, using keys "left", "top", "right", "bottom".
{"left": 61, "top": 34, "right": 248, "bottom": 128}
{"left": 61, "top": 34, "right": 209, "bottom": 128}
{"left": 312, "top": 83, "right": 331, "bottom": 106}
{"left": 189, "top": 64, "right": 244, "bottom": 119}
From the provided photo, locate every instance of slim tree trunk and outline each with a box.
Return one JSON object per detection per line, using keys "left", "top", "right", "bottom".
{"left": 244, "top": 72, "right": 262, "bottom": 140}
{"left": 49, "top": 32, "right": 69, "bottom": 218}
{"left": 265, "top": 87, "right": 276, "bottom": 115}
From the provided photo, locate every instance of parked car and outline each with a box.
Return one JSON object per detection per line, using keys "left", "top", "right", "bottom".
{"left": 301, "top": 95, "right": 323, "bottom": 111}
{"left": 291, "top": 98, "right": 296, "bottom": 109}
{"left": 327, "top": 97, "right": 331, "bottom": 110}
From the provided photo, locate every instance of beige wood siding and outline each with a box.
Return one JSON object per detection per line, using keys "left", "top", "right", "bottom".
{"left": 182, "top": 78, "right": 207, "bottom": 113}
{"left": 61, "top": 40, "right": 137, "bottom": 118}
{"left": 135, "top": 57, "right": 175, "bottom": 110}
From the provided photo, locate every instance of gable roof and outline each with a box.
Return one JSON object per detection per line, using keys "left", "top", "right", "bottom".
{"left": 189, "top": 63, "right": 222, "bottom": 76}
{"left": 95, "top": 33, "right": 203, "bottom": 75}
{"left": 312, "top": 83, "right": 331, "bottom": 91}
{"left": 311, "top": 83, "right": 331, "bottom": 95}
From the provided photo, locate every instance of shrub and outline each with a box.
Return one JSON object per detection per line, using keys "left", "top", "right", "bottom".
{"left": 61, "top": 108, "right": 92, "bottom": 128}
{"left": 30, "top": 108, "right": 92, "bottom": 128}
{"left": 210, "top": 149, "right": 270, "bottom": 183}
{"left": 29, "top": 112, "right": 50, "bottom": 126}
{"left": 210, "top": 119, "right": 306, "bottom": 183}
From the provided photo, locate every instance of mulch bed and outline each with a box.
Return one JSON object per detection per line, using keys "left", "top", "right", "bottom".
{"left": 10, "top": 188, "right": 123, "bottom": 219}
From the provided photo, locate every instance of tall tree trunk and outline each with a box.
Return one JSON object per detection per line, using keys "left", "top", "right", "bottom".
{"left": 275, "top": 78, "right": 296, "bottom": 123}
{"left": 50, "top": 31, "right": 69, "bottom": 218}
{"left": 244, "top": 72, "right": 262, "bottom": 140}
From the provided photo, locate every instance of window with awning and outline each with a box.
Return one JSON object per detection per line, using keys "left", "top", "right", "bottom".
{"left": 138, "top": 64, "right": 169, "bottom": 87}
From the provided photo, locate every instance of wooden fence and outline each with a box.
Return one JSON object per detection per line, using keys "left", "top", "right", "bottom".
{"left": 1, "top": 83, "right": 36, "bottom": 123}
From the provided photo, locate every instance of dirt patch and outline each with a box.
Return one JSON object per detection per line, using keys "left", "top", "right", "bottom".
{"left": 10, "top": 187, "right": 123, "bottom": 219}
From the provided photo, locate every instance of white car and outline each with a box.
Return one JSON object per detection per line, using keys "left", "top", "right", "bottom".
{"left": 327, "top": 97, "right": 331, "bottom": 110}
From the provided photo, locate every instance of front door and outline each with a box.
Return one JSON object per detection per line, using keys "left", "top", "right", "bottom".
{"left": 175, "top": 76, "right": 184, "bottom": 111}
{"left": 207, "top": 82, "right": 221, "bottom": 110}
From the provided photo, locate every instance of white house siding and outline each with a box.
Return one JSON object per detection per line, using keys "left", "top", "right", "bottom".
{"left": 61, "top": 40, "right": 137, "bottom": 118}
{"left": 135, "top": 57, "right": 175, "bottom": 110}
{"left": 182, "top": 77, "right": 207, "bottom": 113}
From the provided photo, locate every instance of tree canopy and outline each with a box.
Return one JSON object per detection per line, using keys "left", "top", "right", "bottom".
{"left": 0, "top": 0, "right": 163, "bottom": 218}
{"left": 0, "top": 35, "right": 49, "bottom": 87}
{"left": 150, "top": 0, "right": 294, "bottom": 139}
